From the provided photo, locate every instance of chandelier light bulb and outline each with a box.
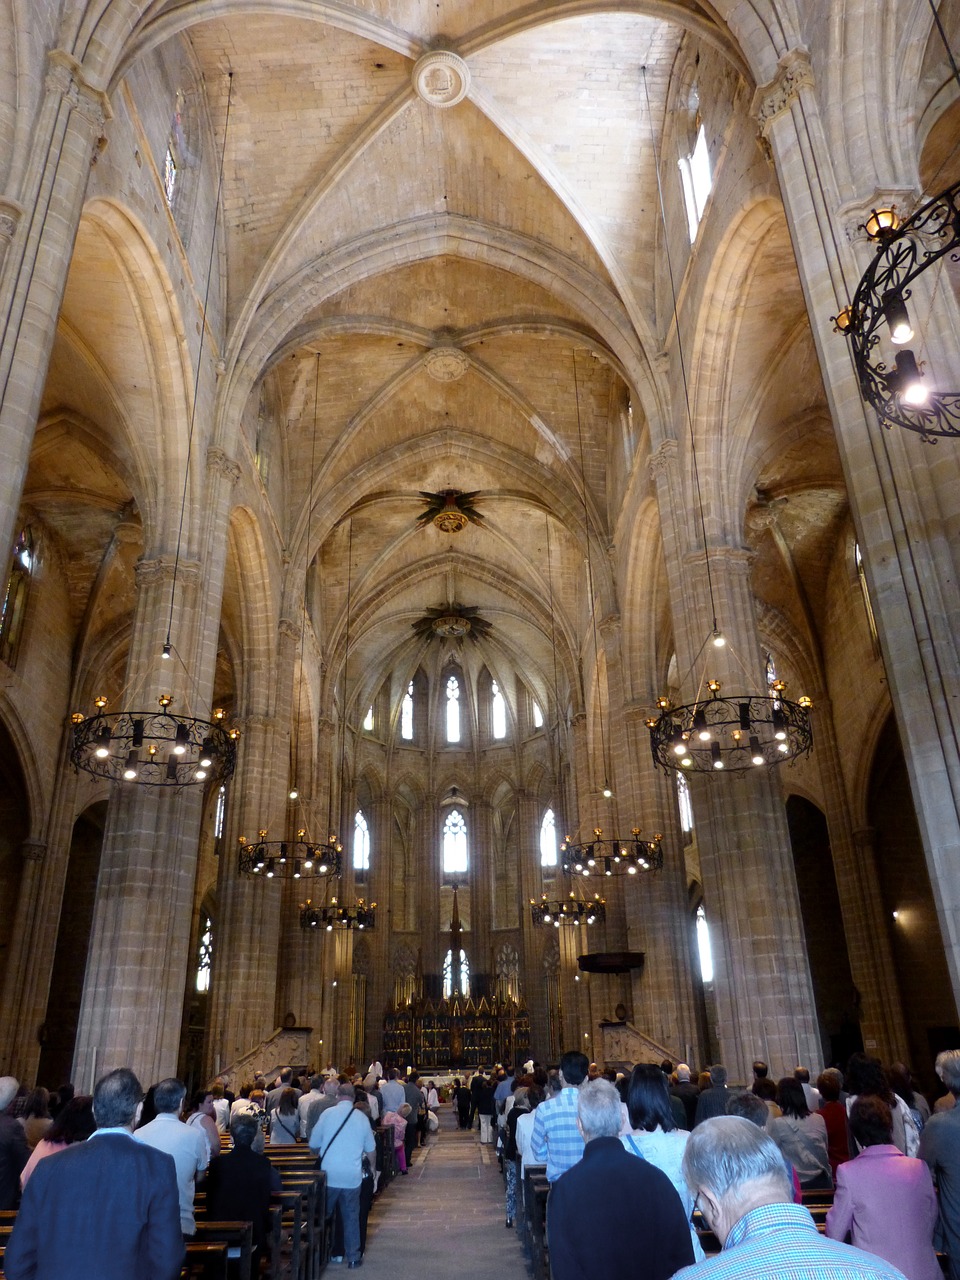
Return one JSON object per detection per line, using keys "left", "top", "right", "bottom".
{"left": 602, "top": 784, "right": 612, "bottom": 798}
{"left": 711, "top": 741, "right": 724, "bottom": 770}
{"left": 289, "top": 787, "right": 299, "bottom": 800}
{"left": 882, "top": 291, "right": 913, "bottom": 344}
{"left": 711, "top": 630, "right": 726, "bottom": 648}
{"left": 749, "top": 734, "right": 764, "bottom": 766}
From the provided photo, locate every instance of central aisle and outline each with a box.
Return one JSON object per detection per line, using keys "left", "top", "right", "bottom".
{"left": 360, "top": 1111, "right": 530, "bottom": 1280}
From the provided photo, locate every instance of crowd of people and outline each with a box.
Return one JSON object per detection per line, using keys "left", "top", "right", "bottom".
{"left": 482, "top": 1047, "right": 960, "bottom": 1280}
{"left": 0, "top": 1058, "right": 447, "bottom": 1277}
{"left": 1, "top": 1046, "right": 958, "bottom": 1279}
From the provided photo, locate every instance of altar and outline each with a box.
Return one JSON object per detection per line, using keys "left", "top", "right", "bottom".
{"left": 383, "top": 993, "right": 530, "bottom": 1072}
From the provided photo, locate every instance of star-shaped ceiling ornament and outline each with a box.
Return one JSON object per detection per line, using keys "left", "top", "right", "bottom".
{"left": 412, "top": 603, "right": 493, "bottom": 642}
{"left": 416, "top": 490, "right": 484, "bottom": 533}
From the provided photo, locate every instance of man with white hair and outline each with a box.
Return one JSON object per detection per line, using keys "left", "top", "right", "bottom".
{"left": 919, "top": 1048, "right": 960, "bottom": 1280}
{"left": 672, "top": 1063, "right": 699, "bottom": 1130}
{"left": 674, "top": 1116, "right": 908, "bottom": 1279}
{"left": 0, "top": 1076, "right": 28, "bottom": 1209}
{"left": 547, "top": 1078, "right": 693, "bottom": 1280}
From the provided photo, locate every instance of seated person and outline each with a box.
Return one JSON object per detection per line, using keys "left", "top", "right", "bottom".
{"left": 206, "top": 1112, "right": 282, "bottom": 1280}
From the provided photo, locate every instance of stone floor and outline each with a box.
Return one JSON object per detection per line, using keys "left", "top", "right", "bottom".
{"left": 358, "top": 1109, "right": 528, "bottom": 1280}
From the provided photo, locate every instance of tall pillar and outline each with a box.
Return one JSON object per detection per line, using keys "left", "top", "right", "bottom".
{"left": 0, "top": 838, "right": 48, "bottom": 1078}
{"left": 623, "top": 705, "right": 701, "bottom": 1060}
{"left": 754, "top": 47, "right": 960, "bottom": 1019}
{"left": 0, "top": 51, "right": 110, "bottom": 568}
{"left": 72, "top": 558, "right": 207, "bottom": 1087}
{"left": 207, "top": 601, "right": 298, "bottom": 1071}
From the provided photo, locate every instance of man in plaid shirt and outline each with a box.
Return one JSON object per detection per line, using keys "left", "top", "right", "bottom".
{"left": 530, "top": 1051, "right": 589, "bottom": 1182}
{"left": 673, "top": 1117, "right": 907, "bottom": 1280}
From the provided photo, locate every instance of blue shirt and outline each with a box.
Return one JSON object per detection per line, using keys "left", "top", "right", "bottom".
{"left": 671, "top": 1201, "right": 908, "bottom": 1280}
{"left": 530, "top": 1087, "right": 584, "bottom": 1182}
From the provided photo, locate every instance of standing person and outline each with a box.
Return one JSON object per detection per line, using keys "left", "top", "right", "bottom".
{"left": 767, "top": 1077, "right": 833, "bottom": 1190}
{"left": 672, "top": 1064, "right": 700, "bottom": 1131}
{"left": 547, "top": 1079, "right": 694, "bottom": 1280}
{"left": 620, "top": 1064, "right": 704, "bottom": 1263}
{"left": 476, "top": 1074, "right": 497, "bottom": 1144}
{"left": 134, "top": 1077, "right": 210, "bottom": 1237}
{"left": 694, "top": 1064, "right": 730, "bottom": 1126}
{"left": 4, "top": 1067, "right": 184, "bottom": 1280}
{"left": 184, "top": 1089, "right": 219, "bottom": 1163}
{"left": 0, "top": 1077, "right": 29, "bottom": 1209}
{"left": 818, "top": 1068, "right": 852, "bottom": 1178}
{"left": 20, "top": 1094, "right": 95, "bottom": 1189}
{"left": 206, "top": 1112, "right": 282, "bottom": 1280}
{"left": 265, "top": 1068, "right": 300, "bottom": 1115}
{"left": 382, "top": 1103, "right": 411, "bottom": 1173}
{"left": 469, "top": 1069, "right": 486, "bottom": 1130}
{"left": 309, "top": 1083, "right": 376, "bottom": 1269}
{"left": 379, "top": 1069, "right": 405, "bottom": 1117}
{"left": 268, "top": 1088, "right": 300, "bottom": 1145}
{"left": 452, "top": 1078, "right": 471, "bottom": 1129}
{"left": 402, "top": 1072, "right": 425, "bottom": 1157}
{"left": 530, "top": 1051, "right": 589, "bottom": 1182}
{"left": 846, "top": 1054, "right": 920, "bottom": 1156}
{"left": 826, "top": 1096, "right": 940, "bottom": 1280}
{"left": 675, "top": 1117, "right": 908, "bottom": 1280}
{"left": 919, "top": 1048, "right": 960, "bottom": 1280}
{"left": 297, "top": 1075, "right": 325, "bottom": 1141}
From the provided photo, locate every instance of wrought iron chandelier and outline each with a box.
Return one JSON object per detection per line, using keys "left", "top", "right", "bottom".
{"left": 530, "top": 891, "right": 606, "bottom": 928}
{"left": 561, "top": 828, "right": 664, "bottom": 877}
{"left": 70, "top": 695, "right": 238, "bottom": 787}
{"left": 834, "top": 1, "right": 960, "bottom": 440}
{"left": 301, "top": 896, "right": 376, "bottom": 930}
{"left": 835, "top": 183, "right": 960, "bottom": 439}
{"left": 647, "top": 675, "right": 814, "bottom": 774}
{"left": 237, "top": 829, "right": 342, "bottom": 881}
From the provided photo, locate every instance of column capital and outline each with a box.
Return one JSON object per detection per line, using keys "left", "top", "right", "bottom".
{"left": 0, "top": 199, "right": 23, "bottom": 247}
{"left": 648, "top": 438, "right": 678, "bottom": 480}
{"left": 20, "top": 839, "right": 46, "bottom": 863}
{"left": 751, "top": 47, "right": 814, "bottom": 138}
{"left": 599, "top": 612, "right": 621, "bottom": 641}
{"left": 46, "top": 50, "right": 112, "bottom": 133}
{"left": 278, "top": 617, "right": 300, "bottom": 642}
{"left": 206, "top": 446, "right": 241, "bottom": 485}
{"left": 135, "top": 557, "right": 201, "bottom": 588}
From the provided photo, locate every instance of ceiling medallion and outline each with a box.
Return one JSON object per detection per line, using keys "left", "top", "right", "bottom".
{"left": 424, "top": 346, "right": 470, "bottom": 382}
{"left": 413, "top": 602, "right": 492, "bottom": 642}
{"left": 412, "top": 51, "right": 471, "bottom": 109}
{"left": 416, "top": 489, "right": 484, "bottom": 532}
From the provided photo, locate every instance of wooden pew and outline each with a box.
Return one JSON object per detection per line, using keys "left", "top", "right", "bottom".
{"left": 524, "top": 1167, "right": 550, "bottom": 1280}
{"left": 193, "top": 1220, "right": 253, "bottom": 1280}
{"left": 183, "top": 1240, "right": 229, "bottom": 1278}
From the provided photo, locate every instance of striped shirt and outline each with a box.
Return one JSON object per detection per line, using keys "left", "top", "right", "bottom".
{"left": 530, "top": 1087, "right": 584, "bottom": 1182}
{"left": 671, "top": 1202, "right": 908, "bottom": 1280}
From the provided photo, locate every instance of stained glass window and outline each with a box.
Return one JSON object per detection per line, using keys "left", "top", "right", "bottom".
{"left": 401, "top": 681, "right": 414, "bottom": 740}
{"left": 443, "top": 948, "right": 470, "bottom": 998}
{"left": 354, "top": 809, "right": 370, "bottom": 872}
{"left": 533, "top": 701, "right": 544, "bottom": 728}
{"left": 196, "top": 915, "right": 213, "bottom": 992}
{"left": 446, "top": 674, "right": 460, "bottom": 743}
{"left": 491, "top": 681, "right": 506, "bottom": 739}
{"left": 443, "top": 809, "right": 468, "bottom": 874}
{"left": 696, "top": 904, "right": 713, "bottom": 984}
{"left": 540, "top": 808, "right": 558, "bottom": 867}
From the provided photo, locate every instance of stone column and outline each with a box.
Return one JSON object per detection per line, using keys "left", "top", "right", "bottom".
{"left": 0, "top": 52, "right": 110, "bottom": 570}
{"left": 205, "top": 711, "right": 287, "bottom": 1073}
{"left": 72, "top": 557, "right": 207, "bottom": 1087}
{"left": 754, "top": 47, "right": 960, "bottom": 1018}
{"left": 0, "top": 838, "right": 48, "bottom": 1078}
{"left": 623, "top": 705, "right": 701, "bottom": 1061}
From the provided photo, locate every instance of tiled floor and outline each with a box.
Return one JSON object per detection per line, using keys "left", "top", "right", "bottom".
{"left": 358, "top": 1111, "right": 528, "bottom": 1280}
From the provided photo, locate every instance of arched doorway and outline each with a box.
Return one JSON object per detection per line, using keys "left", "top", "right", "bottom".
{"left": 868, "top": 716, "right": 958, "bottom": 1077}
{"left": 785, "top": 795, "right": 861, "bottom": 1068}
{"left": 0, "top": 718, "right": 31, "bottom": 993}
{"left": 37, "top": 802, "right": 107, "bottom": 1089}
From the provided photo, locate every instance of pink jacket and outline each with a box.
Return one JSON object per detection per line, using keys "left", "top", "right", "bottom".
{"left": 382, "top": 1111, "right": 407, "bottom": 1150}
{"left": 825, "top": 1144, "right": 940, "bottom": 1280}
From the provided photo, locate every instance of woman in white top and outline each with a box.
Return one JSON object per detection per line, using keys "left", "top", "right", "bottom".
{"left": 619, "top": 1064, "right": 704, "bottom": 1263}
{"left": 844, "top": 1052, "right": 920, "bottom": 1157}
